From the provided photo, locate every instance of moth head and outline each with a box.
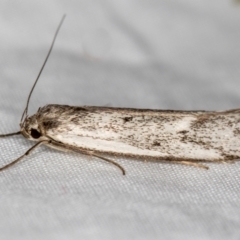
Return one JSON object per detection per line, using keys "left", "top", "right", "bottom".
{"left": 20, "top": 114, "right": 46, "bottom": 141}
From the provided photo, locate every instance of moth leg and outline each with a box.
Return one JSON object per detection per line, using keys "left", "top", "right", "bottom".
{"left": 0, "top": 140, "right": 49, "bottom": 171}
{"left": 86, "top": 155, "right": 92, "bottom": 161}
{"left": 170, "top": 160, "right": 209, "bottom": 170}
{"left": 224, "top": 160, "right": 236, "bottom": 164}
{"left": 46, "top": 142, "right": 71, "bottom": 153}
{"left": 47, "top": 141, "right": 126, "bottom": 175}
{"left": 90, "top": 153, "right": 126, "bottom": 175}
{"left": 214, "top": 159, "right": 236, "bottom": 164}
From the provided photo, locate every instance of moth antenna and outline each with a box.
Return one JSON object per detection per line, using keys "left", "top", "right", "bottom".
{"left": 0, "top": 131, "right": 21, "bottom": 138}
{"left": 0, "top": 140, "right": 48, "bottom": 171}
{"left": 20, "top": 15, "right": 66, "bottom": 123}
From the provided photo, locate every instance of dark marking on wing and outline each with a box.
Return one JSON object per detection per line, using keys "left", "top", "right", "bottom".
{"left": 153, "top": 141, "right": 161, "bottom": 146}
{"left": 123, "top": 116, "right": 133, "bottom": 123}
{"left": 178, "top": 130, "right": 189, "bottom": 134}
{"left": 42, "top": 120, "right": 61, "bottom": 130}
{"left": 71, "top": 117, "right": 80, "bottom": 123}
{"left": 233, "top": 128, "right": 240, "bottom": 136}
{"left": 73, "top": 107, "right": 88, "bottom": 112}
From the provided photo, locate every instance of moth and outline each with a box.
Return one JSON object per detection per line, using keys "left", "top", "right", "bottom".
{"left": 1, "top": 16, "right": 240, "bottom": 175}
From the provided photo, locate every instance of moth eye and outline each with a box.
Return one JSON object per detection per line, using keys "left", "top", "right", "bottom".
{"left": 30, "top": 128, "right": 41, "bottom": 139}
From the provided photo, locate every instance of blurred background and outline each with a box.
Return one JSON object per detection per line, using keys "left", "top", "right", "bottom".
{"left": 0, "top": 1, "right": 240, "bottom": 240}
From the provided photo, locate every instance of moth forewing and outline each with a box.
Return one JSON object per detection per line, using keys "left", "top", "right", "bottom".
{"left": 36, "top": 105, "right": 240, "bottom": 163}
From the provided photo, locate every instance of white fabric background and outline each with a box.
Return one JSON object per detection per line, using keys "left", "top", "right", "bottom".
{"left": 0, "top": 1, "right": 240, "bottom": 239}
